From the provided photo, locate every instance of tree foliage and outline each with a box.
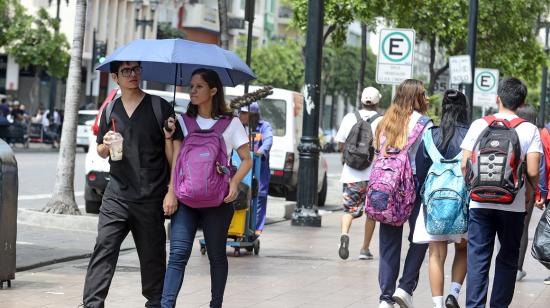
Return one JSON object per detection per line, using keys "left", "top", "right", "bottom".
{"left": 6, "top": 8, "right": 70, "bottom": 79}
{"left": 0, "top": 0, "right": 28, "bottom": 48}
{"left": 237, "top": 39, "right": 305, "bottom": 91}
{"left": 288, "top": 0, "right": 549, "bottom": 102}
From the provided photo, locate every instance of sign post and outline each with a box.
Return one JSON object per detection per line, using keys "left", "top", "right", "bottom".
{"left": 376, "top": 29, "right": 416, "bottom": 85}
{"left": 473, "top": 68, "right": 499, "bottom": 110}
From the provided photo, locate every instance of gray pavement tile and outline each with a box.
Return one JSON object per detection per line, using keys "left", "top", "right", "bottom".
{"left": 3, "top": 210, "right": 549, "bottom": 307}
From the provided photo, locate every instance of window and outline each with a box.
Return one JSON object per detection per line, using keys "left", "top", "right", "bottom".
{"left": 78, "top": 113, "right": 98, "bottom": 125}
{"left": 227, "top": 95, "right": 287, "bottom": 136}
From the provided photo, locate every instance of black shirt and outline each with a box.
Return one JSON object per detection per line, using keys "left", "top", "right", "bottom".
{"left": 97, "top": 94, "right": 183, "bottom": 203}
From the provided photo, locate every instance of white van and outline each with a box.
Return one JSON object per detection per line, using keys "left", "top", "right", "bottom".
{"left": 225, "top": 85, "right": 328, "bottom": 206}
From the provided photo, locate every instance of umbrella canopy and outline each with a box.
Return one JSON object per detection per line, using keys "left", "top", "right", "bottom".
{"left": 96, "top": 39, "right": 255, "bottom": 87}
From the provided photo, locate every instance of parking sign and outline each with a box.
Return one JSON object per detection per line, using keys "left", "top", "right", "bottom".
{"left": 376, "top": 28, "right": 416, "bottom": 85}
{"left": 473, "top": 68, "right": 499, "bottom": 107}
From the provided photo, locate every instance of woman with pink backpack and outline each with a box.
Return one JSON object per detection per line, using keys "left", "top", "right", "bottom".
{"left": 365, "top": 79, "right": 433, "bottom": 308}
{"left": 161, "top": 68, "right": 252, "bottom": 308}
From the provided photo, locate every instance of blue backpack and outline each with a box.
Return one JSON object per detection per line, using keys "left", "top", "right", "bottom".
{"left": 421, "top": 129, "right": 469, "bottom": 235}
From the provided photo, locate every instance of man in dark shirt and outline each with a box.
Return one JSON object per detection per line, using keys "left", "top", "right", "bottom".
{"left": 82, "top": 61, "right": 183, "bottom": 308}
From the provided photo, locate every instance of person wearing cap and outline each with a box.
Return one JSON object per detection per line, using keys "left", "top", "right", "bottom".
{"left": 334, "top": 86, "right": 383, "bottom": 261}
{"left": 239, "top": 102, "right": 273, "bottom": 236}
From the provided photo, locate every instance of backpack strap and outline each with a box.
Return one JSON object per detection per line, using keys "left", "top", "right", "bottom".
{"left": 182, "top": 114, "right": 201, "bottom": 133}
{"left": 422, "top": 128, "right": 443, "bottom": 162}
{"left": 354, "top": 111, "right": 362, "bottom": 123}
{"left": 368, "top": 113, "right": 381, "bottom": 123}
{"left": 509, "top": 117, "right": 527, "bottom": 128}
{"left": 151, "top": 95, "right": 166, "bottom": 135}
{"left": 405, "top": 115, "right": 431, "bottom": 150}
{"left": 105, "top": 98, "right": 117, "bottom": 125}
{"left": 211, "top": 116, "right": 233, "bottom": 134}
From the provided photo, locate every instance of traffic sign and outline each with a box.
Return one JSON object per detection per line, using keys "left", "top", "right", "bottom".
{"left": 376, "top": 28, "right": 416, "bottom": 85}
{"left": 473, "top": 68, "right": 499, "bottom": 107}
{"left": 449, "top": 55, "right": 472, "bottom": 85}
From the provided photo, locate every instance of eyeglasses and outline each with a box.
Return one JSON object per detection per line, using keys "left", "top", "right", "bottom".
{"left": 118, "top": 66, "right": 142, "bottom": 77}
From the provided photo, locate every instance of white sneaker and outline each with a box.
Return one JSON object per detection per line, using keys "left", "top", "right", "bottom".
{"left": 516, "top": 270, "right": 526, "bottom": 281}
{"left": 392, "top": 288, "right": 414, "bottom": 308}
{"left": 379, "top": 301, "right": 395, "bottom": 308}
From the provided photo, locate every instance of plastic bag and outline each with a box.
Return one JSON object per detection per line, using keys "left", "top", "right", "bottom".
{"left": 531, "top": 206, "right": 550, "bottom": 270}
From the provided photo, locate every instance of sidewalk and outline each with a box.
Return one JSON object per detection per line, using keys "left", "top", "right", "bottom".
{"left": 3, "top": 209, "right": 550, "bottom": 307}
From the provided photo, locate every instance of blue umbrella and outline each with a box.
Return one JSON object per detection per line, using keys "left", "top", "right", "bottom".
{"left": 95, "top": 39, "right": 256, "bottom": 87}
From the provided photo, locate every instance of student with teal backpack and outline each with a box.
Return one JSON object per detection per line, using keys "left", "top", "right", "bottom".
{"left": 412, "top": 90, "right": 470, "bottom": 308}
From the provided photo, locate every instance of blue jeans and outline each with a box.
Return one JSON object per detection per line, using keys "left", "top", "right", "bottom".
{"left": 466, "top": 208, "right": 525, "bottom": 308}
{"left": 161, "top": 203, "right": 234, "bottom": 308}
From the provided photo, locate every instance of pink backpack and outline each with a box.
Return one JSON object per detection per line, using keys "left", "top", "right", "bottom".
{"left": 365, "top": 116, "right": 430, "bottom": 226}
{"left": 173, "top": 115, "right": 232, "bottom": 208}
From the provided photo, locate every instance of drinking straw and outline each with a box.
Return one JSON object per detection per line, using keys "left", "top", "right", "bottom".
{"left": 111, "top": 118, "right": 116, "bottom": 132}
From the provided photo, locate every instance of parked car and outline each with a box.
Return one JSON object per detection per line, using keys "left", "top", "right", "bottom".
{"left": 77, "top": 110, "right": 98, "bottom": 152}
{"left": 225, "top": 85, "right": 328, "bottom": 206}
{"left": 84, "top": 89, "right": 191, "bottom": 213}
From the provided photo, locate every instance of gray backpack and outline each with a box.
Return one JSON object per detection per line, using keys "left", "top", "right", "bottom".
{"left": 343, "top": 111, "right": 381, "bottom": 170}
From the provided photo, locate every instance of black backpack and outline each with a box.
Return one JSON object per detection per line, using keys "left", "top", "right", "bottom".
{"left": 343, "top": 111, "right": 381, "bottom": 170}
{"left": 466, "top": 115, "right": 526, "bottom": 204}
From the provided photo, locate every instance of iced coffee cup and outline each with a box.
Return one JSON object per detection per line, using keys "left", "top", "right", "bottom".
{"left": 109, "top": 132, "right": 123, "bottom": 161}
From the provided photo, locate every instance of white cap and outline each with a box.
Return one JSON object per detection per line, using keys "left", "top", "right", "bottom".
{"left": 361, "top": 87, "right": 381, "bottom": 105}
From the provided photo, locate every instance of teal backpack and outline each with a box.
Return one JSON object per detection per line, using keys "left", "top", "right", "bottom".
{"left": 421, "top": 129, "right": 469, "bottom": 235}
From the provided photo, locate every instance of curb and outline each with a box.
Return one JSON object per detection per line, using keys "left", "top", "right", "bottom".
{"left": 17, "top": 208, "right": 99, "bottom": 233}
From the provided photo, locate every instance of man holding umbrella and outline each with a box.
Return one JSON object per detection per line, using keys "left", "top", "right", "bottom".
{"left": 239, "top": 102, "right": 273, "bottom": 236}
{"left": 82, "top": 60, "right": 183, "bottom": 308}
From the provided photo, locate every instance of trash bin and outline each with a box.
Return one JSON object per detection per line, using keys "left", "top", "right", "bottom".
{"left": 0, "top": 138, "right": 17, "bottom": 288}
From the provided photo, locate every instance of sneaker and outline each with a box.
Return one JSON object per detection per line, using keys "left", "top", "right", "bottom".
{"left": 359, "top": 248, "right": 374, "bottom": 260}
{"left": 379, "top": 301, "right": 395, "bottom": 308}
{"left": 544, "top": 276, "right": 550, "bottom": 285}
{"left": 338, "top": 234, "right": 350, "bottom": 260}
{"left": 392, "top": 288, "right": 414, "bottom": 308}
{"left": 445, "top": 294, "right": 460, "bottom": 308}
{"left": 516, "top": 270, "right": 526, "bottom": 281}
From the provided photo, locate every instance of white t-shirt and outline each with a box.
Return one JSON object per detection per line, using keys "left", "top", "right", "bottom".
{"left": 460, "top": 112, "right": 542, "bottom": 212}
{"left": 178, "top": 115, "right": 249, "bottom": 157}
{"left": 335, "top": 110, "right": 382, "bottom": 183}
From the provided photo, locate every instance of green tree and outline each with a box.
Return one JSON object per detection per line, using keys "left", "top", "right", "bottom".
{"left": 237, "top": 39, "right": 305, "bottom": 91}
{"left": 7, "top": 8, "right": 70, "bottom": 107}
{"left": 0, "top": 0, "right": 27, "bottom": 48}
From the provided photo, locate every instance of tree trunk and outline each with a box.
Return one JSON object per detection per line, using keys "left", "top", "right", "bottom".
{"left": 42, "top": 0, "right": 86, "bottom": 215}
{"left": 218, "top": 0, "right": 229, "bottom": 49}
{"left": 356, "top": 23, "right": 367, "bottom": 108}
{"left": 427, "top": 35, "right": 449, "bottom": 95}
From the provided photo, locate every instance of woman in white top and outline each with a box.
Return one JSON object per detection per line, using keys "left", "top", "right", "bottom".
{"left": 161, "top": 69, "right": 251, "bottom": 308}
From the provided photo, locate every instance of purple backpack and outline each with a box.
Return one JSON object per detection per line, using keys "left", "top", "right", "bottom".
{"left": 173, "top": 115, "right": 232, "bottom": 208}
{"left": 365, "top": 116, "right": 430, "bottom": 226}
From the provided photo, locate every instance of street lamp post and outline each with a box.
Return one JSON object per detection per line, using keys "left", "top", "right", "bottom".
{"left": 465, "top": 0, "right": 478, "bottom": 120}
{"left": 292, "top": 0, "right": 324, "bottom": 227}
{"left": 135, "top": 0, "right": 160, "bottom": 40}
{"left": 539, "top": 22, "right": 549, "bottom": 127}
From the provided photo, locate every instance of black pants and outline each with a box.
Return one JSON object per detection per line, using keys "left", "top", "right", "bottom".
{"left": 83, "top": 196, "right": 166, "bottom": 308}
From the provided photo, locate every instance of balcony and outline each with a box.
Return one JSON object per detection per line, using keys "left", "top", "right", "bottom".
{"left": 182, "top": 3, "right": 219, "bottom": 33}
